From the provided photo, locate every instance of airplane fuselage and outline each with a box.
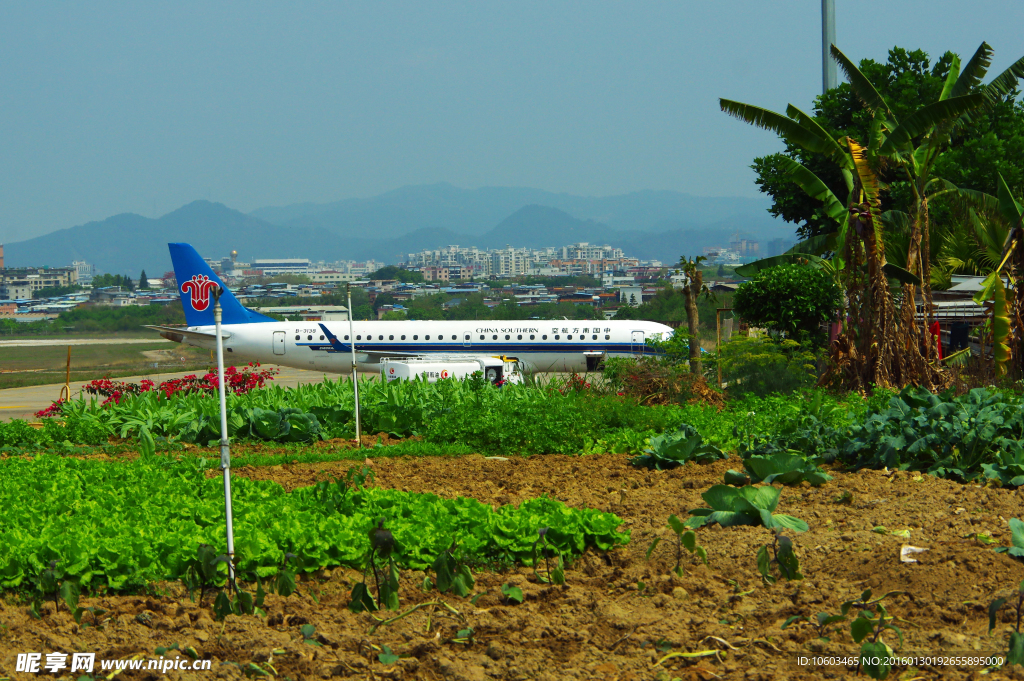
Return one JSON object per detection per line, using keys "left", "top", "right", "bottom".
{"left": 170, "top": 319, "right": 675, "bottom": 374}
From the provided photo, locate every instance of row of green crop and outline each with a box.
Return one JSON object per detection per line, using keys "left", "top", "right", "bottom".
{"left": 738, "top": 387, "right": 1024, "bottom": 486}
{"left": 3, "top": 376, "right": 872, "bottom": 456}
{"left": 16, "top": 377, "right": 1024, "bottom": 489}
{"left": 0, "top": 454, "right": 628, "bottom": 591}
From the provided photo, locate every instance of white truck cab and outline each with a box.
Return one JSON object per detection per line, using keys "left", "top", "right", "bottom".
{"left": 381, "top": 355, "right": 524, "bottom": 385}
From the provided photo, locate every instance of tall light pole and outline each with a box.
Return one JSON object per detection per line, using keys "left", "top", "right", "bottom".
{"left": 213, "top": 287, "right": 236, "bottom": 584}
{"left": 822, "top": 0, "right": 837, "bottom": 94}
{"left": 346, "top": 283, "right": 361, "bottom": 448}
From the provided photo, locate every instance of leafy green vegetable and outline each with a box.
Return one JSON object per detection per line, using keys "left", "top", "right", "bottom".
{"left": 501, "top": 583, "right": 524, "bottom": 604}
{"left": 0, "top": 456, "right": 628, "bottom": 592}
{"left": 995, "top": 518, "right": 1024, "bottom": 559}
{"left": 741, "top": 452, "right": 833, "bottom": 486}
{"left": 757, "top": 532, "right": 803, "bottom": 584}
{"left": 840, "top": 386, "right": 1024, "bottom": 484}
{"left": 629, "top": 424, "right": 725, "bottom": 470}
{"left": 685, "top": 485, "right": 808, "bottom": 532}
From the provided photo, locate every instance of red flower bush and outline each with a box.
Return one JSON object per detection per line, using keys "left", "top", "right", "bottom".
{"left": 548, "top": 372, "right": 593, "bottom": 396}
{"left": 36, "top": 363, "right": 278, "bottom": 416}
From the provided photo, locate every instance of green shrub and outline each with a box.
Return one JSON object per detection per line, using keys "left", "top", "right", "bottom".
{"left": 733, "top": 264, "right": 841, "bottom": 342}
{"left": 721, "top": 337, "right": 818, "bottom": 398}
{"left": 0, "top": 420, "right": 46, "bottom": 448}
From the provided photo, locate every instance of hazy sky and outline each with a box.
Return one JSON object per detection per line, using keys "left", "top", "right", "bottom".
{"left": 2, "top": 1, "right": 1023, "bottom": 243}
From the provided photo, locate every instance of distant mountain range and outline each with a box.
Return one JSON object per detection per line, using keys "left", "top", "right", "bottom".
{"left": 6, "top": 183, "right": 796, "bottom": 275}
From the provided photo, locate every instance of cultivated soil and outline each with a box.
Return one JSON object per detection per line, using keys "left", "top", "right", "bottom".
{"left": 3, "top": 453, "right": 1024, "bottom": 680}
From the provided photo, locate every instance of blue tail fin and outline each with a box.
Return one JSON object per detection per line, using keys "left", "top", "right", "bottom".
{"left": 169, "top": 243, "right": 275, "bottom": 326}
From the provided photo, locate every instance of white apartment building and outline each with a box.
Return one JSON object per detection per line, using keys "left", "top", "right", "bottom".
{"left": 490, "top": 247, "right": 531, "bottom": 277}
{"left": 560, "top": 243, "right": 624, "bottom": 260}
{"left": 252, "top": 259, "right": 312, "bottom": 275}
{"left": 311, "top": 271, "right": 360, "bottom": 284}
{"left": 72, "top": 260, "right": 95, "bottom": 284}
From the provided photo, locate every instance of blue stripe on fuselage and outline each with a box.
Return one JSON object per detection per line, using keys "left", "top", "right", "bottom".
{"left": 295, "top": 341, "right": 659, "bottom": 355}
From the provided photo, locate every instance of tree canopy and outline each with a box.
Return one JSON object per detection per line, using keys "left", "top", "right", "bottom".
{"left": 366, "top": 266, "right": 424, "bottom": 283}
{"left": 92, "top": 273, "right": 135, "bottom": 291}
{"left": 753, "top": 46, "right": 1024, "bottom": 239}
{"left": 733, "top": 265, "right": 842, "bottom": 342}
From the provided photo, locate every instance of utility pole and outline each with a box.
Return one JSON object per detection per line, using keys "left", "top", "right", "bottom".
{"left": 821, "top": 0, "right": 837, "bottom": 94}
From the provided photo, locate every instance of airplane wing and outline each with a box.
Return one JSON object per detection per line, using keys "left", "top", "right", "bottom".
{"left": 145, "top": 325, "right": 231, "bottom": 343}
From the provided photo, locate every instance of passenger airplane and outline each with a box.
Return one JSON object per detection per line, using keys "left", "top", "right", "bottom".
{"left": 148, "top": 243, "right": 673, "bottom": 373}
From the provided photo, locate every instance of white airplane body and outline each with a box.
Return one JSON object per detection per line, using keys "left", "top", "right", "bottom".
{"left": 153, "top": 243, "right": 673, "bottom": 373}
{"left": 156, "top": 318, "right": 673, "bottom": 374}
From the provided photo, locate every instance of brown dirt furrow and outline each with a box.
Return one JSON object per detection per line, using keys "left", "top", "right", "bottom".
{"left": 3, "top": 454, "right": 1024, "bottom": 680}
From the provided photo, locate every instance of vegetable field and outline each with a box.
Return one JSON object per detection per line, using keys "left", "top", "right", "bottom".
{"left": 3, "top": 375, "right": 1024, "bottom": 679}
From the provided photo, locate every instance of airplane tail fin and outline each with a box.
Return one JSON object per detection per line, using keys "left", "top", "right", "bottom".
{"left": 169, "top": 243, "right": 275, "bottom": 326}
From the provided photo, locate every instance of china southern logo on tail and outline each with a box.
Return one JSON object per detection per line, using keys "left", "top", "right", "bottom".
{"left": 180, "top": 275, "right": 219, "bottom": 311}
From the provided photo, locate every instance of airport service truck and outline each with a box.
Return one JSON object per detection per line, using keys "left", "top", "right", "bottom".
{"left": 380, "top": 356, "right": 524, "bottom": 385}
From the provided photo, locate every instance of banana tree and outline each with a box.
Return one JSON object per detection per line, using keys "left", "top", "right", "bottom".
{"left": 721, "top": 41, "right": 1023, "bottom": 388}
{"left": 966, "top": 174, "right": 1024, "bottom": 376}
{"left": 860, "top": 42, "right": 1024, "bottom": 358}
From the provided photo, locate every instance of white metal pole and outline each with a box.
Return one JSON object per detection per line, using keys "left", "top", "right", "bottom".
{"left": 347, "top": 283, "right": 361, "bottom": 448}
{"left": 821, "top": 0, "right": 837, "bottom": 93}
{"left": 213, "top": 288, "right": 236, "bottom": 582}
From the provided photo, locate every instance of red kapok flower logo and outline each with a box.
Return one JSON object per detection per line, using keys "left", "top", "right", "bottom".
{"left": 180, "top": 274, "right": 219, "bottom": 311}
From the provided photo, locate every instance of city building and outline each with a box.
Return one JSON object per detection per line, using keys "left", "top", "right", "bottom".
{"left": 72, "top": 260, "right": 95, "bottom": 284}
{"left": 311, "top": 271, "right": 359, "bottom": 284}
{"left": 767, "top": 238, "right": 795, "bottom": 257}
{"left": 0, "top": 266, "right": 78, "bottom": 299}
{"left": 729, "top": 233, "right": 760, "bottom": 257}
{"left": 253, "top": 305, "right": 349, "bottom": 321}
{"left": 252, "top": 259, "right": 312, "bottom": 276}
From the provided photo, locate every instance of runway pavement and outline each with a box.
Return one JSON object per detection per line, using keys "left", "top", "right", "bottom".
{"left": 0, "top": 365, "right": 376, "bottom": 422}
{"left": 0, "top": 337, "right": 173, "bottom": 348}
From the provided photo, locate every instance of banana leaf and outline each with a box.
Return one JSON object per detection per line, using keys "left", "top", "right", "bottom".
{"left": 882, "top": 263, "right": 922, "bottom": 286}
{"left": 734, "top": 253, "right": 825, "bottom": 278}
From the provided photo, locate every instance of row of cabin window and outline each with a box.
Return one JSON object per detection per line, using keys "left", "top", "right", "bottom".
{"left": 297, "top": 333, "right": 613, "bottom": 342}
